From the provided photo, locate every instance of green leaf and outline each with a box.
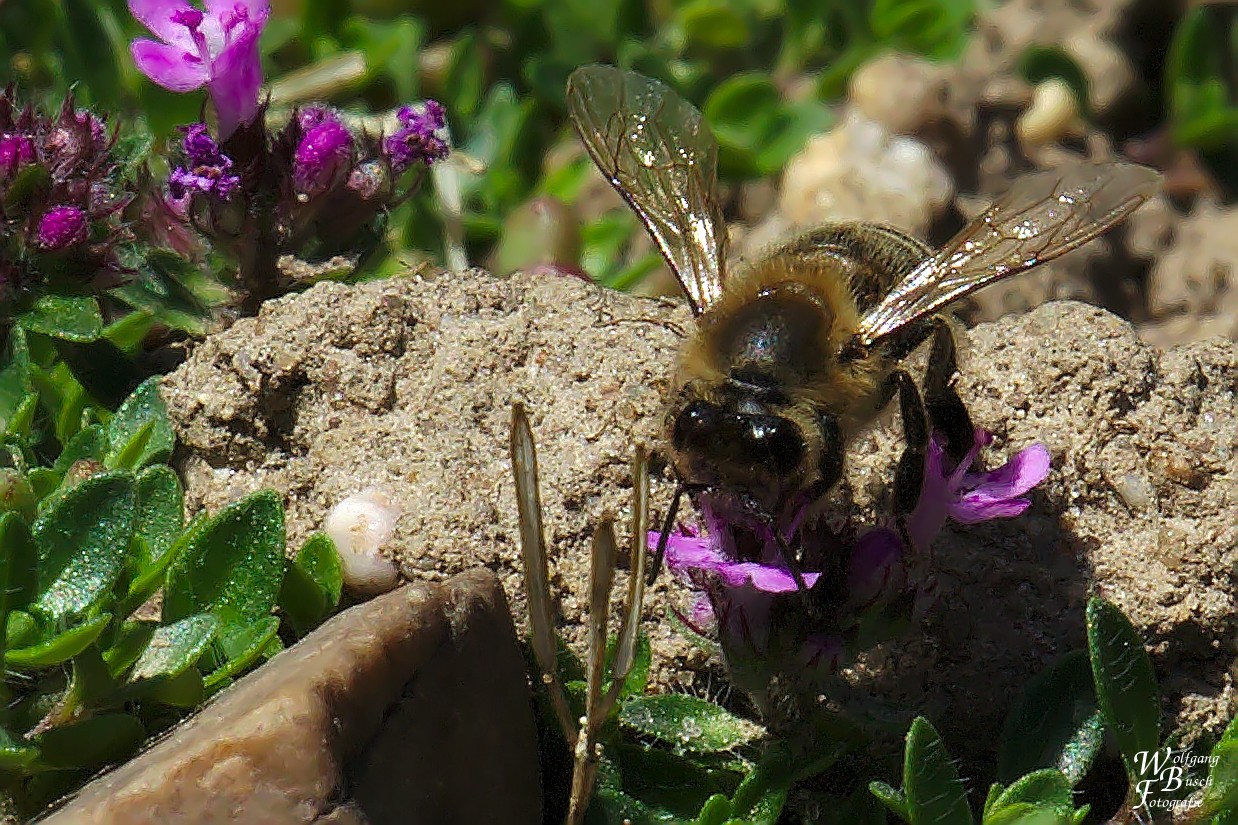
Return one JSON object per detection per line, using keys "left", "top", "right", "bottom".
{"left": 16, "top": 295, "right": 104, "bottom": 342}
{"left": 134, "top": 465, "right": 184, "bottom": 569}
{"left": 142, "top": 666, "right": 205, "bottom": 707}
{"left": 121, "top": 511, "right": 207, "bottom": 618}
{"left": 983, "top": 804, "right": 1069, "bottom": 825}
{"left": 103, "top": 620, "right": 156, "bottom": 676}
{"left": 0, "top": 512, "right": 38, "bottom": 621}
{"left": 54, "top": 423, "right": 108, "bottom": 473}
{"left": 105, "top": 377, "right": 174, "bottom": 470}
{"left": 0, "top": 727, "right": 39, "bottom": 771}
{"left": 111, "top": 131, "right": 155, "bottom": 181}
{"left": 277, "top": 560, "right": 326, "bottom": 637}
{"left": 697, "top": 793, "right": 734, "bottom": 825}
{"left": 102, "top": 310, "right": 155, "bottom": 355}
{"left": 3, "top": 392, "right": 38, "bottom": 439}
{"left": 0, "top": 327, "right": 34, "bottom": 427}
{"left": 0, "top": 469, "right": 37, "bottom": 523}
{"left": 675, "top": 0, "right": 748, "bottom": 50}
{"left": 869, "top": 781, "right": 910, "bottom": 822}
{"left": 1086, "top": 597, "right": 1160, "bottom": 783}
{"left": 999, "top": 650, "right": 1103, "bottom": 785}
{"left": 614, "top": 632, "right": 652, "bottom": 701}
{"left": 278, "top": 533, "right": 341, "bottom": 636}
{"left": 988, "top": 769, "right": 1072, "bottom": 814}
{"left": 4, "top": 612, "right": 111, "bottom": 668}
{"left": 5, "top": 610, "right": 37, "bottom": 650}
{"left": 204, "top": 615, "right": 281, "bottom": 688}
{"left": 904, "top": 717, "right": 973, "bottom": 825}
{"left": 296, "top": 532, "right": 342, "bottom": 609}
{"left": 53, "top": 336, "right": 144, "bottom": 410}
{"left": 129, "top": 613, "right": 219, "bottom": 682}
{"left": 618, "top": 694, "right": 766, "bottom": 753}
{"left": 1199, "top": 738, "right": 1238, "bottom": 817}
{"left": 32, "top": 470, "right": 136, "bottom": 620}
{"left": 608, "top": 741, "right": 735, "bottom": 818}
{"left": 163, "top": 490, "right": 285, "bottom": 630}
{"left": 35, "top": 712, "right": 144, "bottom": 770}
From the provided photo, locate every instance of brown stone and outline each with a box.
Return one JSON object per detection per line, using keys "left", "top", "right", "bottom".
{"left": 42, "top": 569, "right": 541, "bottom": 825}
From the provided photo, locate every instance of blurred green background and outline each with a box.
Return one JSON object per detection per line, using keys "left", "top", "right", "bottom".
{"left": 5, "top": 0, "right": 1238, "bottom": 308}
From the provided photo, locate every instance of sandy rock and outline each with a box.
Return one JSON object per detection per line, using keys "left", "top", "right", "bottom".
{"left": 160, "top": 270, "right": 1236, "bottom": 769}
{"left": 43, "top": 570, "right": 541, "bottom": 825}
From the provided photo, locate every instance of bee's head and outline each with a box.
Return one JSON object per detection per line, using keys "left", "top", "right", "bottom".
{"left": 669, "top": 373, "right": 810, "bottom": 502}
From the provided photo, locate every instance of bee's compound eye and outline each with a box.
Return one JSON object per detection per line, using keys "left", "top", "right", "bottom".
{"left": 673, "top": 401, "right": 721, "bottom": 450}
{"left": 745, "top": 416, "right": 804, "bottom": 476}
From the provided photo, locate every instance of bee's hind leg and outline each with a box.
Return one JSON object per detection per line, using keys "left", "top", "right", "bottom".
{"left": 889, "top": 369, "right": 929, "bottom": 522}
{"left": 923, "top": 317, "right": 975, "bottom": 465}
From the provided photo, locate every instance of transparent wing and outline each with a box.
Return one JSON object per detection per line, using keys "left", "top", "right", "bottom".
{"left": 567, "top": 64, "right": 727, "bottom": 314}
{"left": 854, "top": 162, "right": 1162, "bottom": 347}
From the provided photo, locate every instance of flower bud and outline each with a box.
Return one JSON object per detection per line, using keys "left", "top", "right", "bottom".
{"left": 293, "top": 115, "right": 353, "bottom": 198}
{"left": 0, "top": 134, "right": 34, "bottom": 176}
{"left": 36, "top": 205, "right": 88, "bottom": 250}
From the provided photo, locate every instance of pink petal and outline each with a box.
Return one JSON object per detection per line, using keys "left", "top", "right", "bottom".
{"left": 206, "top": 20, "right": 263, "bottom": 137}
{"left": 130, "top": 39, "right": 209, "bottom": 91}
{"left": 949, "top": 497, "right": 1031, "bottom": 523}
{"left": 128, "top": 0, "right": 198, "bottom": 46}
{"left": 715, "top": 561, "right": 820, "bottom": 593}
{"left": 960, "top": 442, "right": 1051, "bottom": 499}
{"left": 949, "top": 442, "right": 1050, "bottom": 523}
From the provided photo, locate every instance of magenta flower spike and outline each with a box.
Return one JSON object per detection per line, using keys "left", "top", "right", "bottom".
{"left": 36, "top": 206, "right": 88, "bottom": 250}
{"left": 128, "top": 0, "right": 269, "bottom": 139}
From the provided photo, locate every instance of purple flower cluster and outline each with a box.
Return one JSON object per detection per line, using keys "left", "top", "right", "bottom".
{"left": 120, "top": 0, "right": 449, "bottom": 310}
{"left": 384, "top": 101, "right": 450, "bottom": 173}
{"left": 0, "top": 88, "right": 132, "bottom": 306}
{"left": 168, "top": 123, "right": 240, "bottom": 204}
{"left": 650, "top": 428, "right": 1051, "bottom": 699}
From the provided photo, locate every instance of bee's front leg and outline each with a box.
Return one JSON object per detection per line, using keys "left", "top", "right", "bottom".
{"left": 923, "top": 317, "right": 975, "bottom": 465}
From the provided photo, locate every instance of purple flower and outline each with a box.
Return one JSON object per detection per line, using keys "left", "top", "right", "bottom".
{"left": 383, "top": 100, "right": 450, "bottom": 173}
{"left": 906, "top": 429, "right": 1051, "bottom": 554}
{"left": 293, "top": 110, "right": 353, "bottom": 197}
{"left": 168, "top": 122, "right": 240, "bottom": 202}
{"left": 650, "top": 427, "right": 1052, "bottom": 699}
{"left": 128, "top": 0, "right": 269, "bottom": 138}
{"left": 36, "top": 206, "right": 88, "bottom": 250}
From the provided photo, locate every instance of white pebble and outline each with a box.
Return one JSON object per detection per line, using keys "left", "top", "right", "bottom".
{"left": 324, "top": 489, "right": 402, "bottom": 595}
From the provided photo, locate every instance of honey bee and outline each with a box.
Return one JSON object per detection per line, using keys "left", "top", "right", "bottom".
{"left": 565, "top": 65, "right": 1159, "bottom": 583}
